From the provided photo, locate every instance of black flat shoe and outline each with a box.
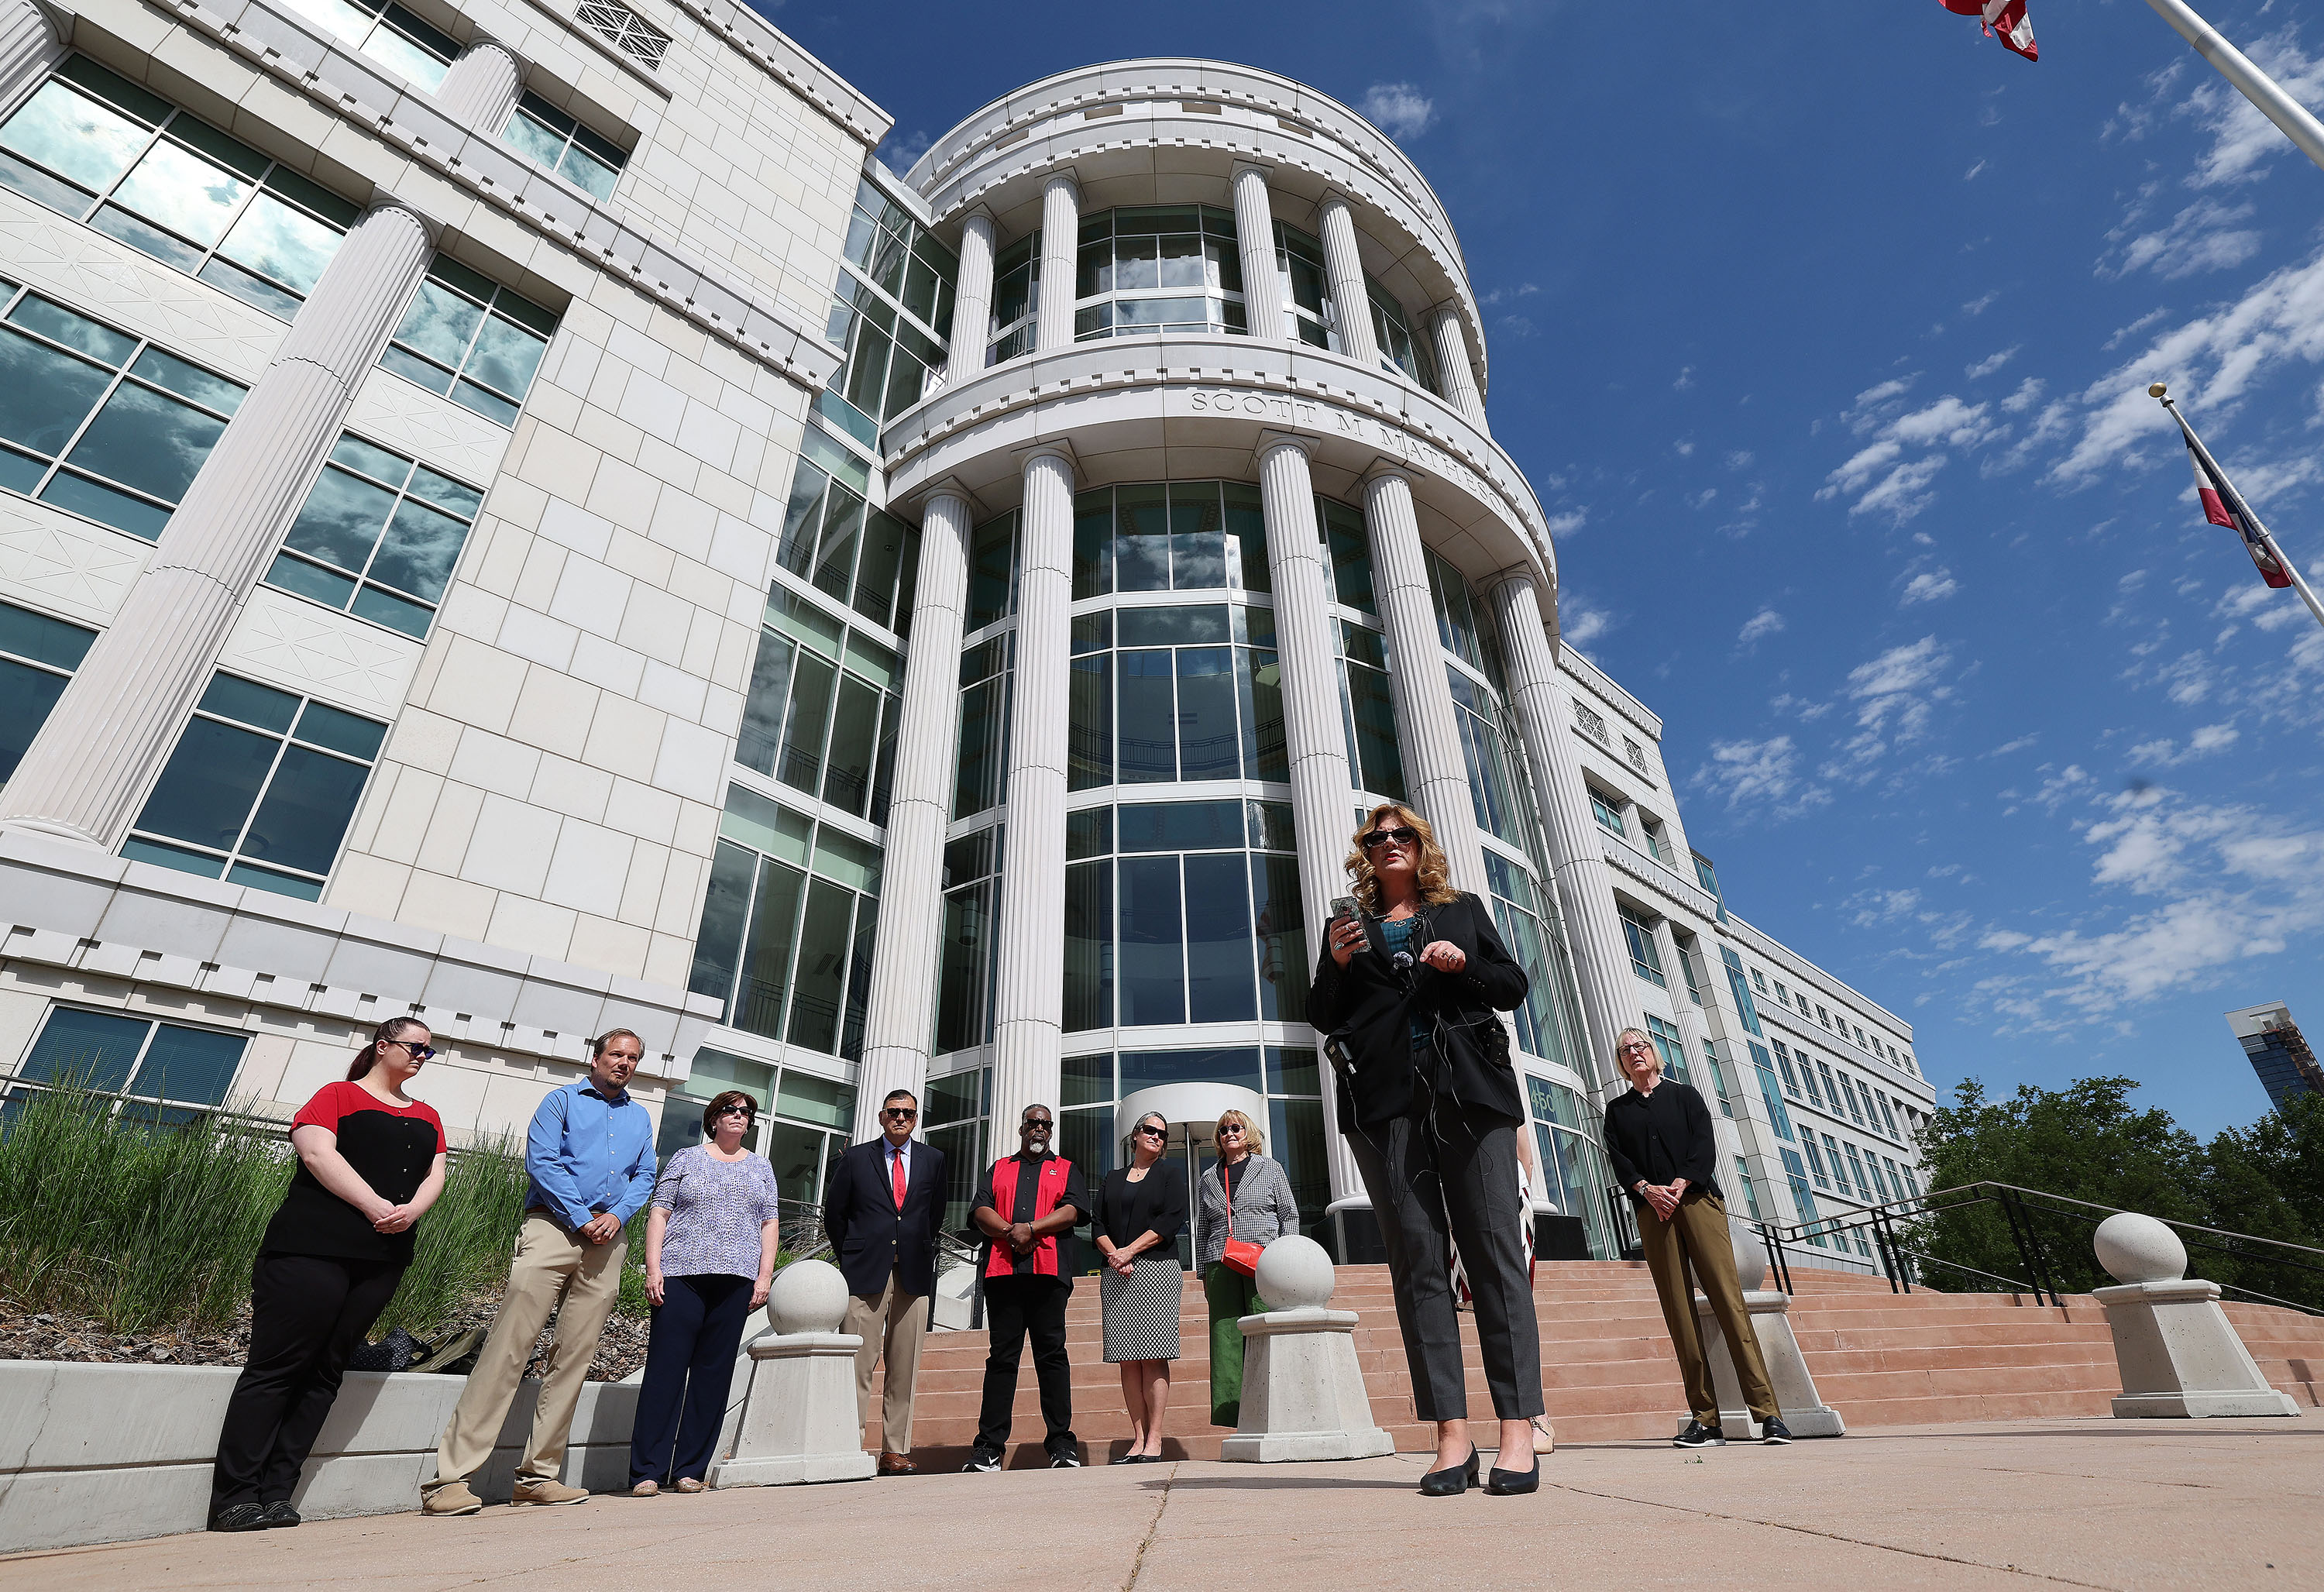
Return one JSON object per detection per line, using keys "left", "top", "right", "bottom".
{"left": 1486, "top": 1456, "right": 1540, "bottom": 1495}
{"left": 1419, "top": 1446, "right": 1479, "bottom": 1497}
{"left": 208, "top": 1503, "right": 268, "bottom": 1532}
{"left": 258, "top": 1501, "right": 301, "bottom": 1528}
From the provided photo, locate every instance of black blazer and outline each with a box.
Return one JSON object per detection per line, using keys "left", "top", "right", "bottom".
{"left": 1305, "top": 892, "right": 1528, "bottom": 1128}
{"left": 1600, "top": 1080, "right": 1723, "bottom": 1204}
{"left": 822, "top": 1136, "right": 948, "bottom": 1297}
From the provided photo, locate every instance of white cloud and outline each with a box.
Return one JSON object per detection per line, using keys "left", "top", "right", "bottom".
{"left": 2126, "top": 722, "right": 2240, "bottom": 766}
{"left": 1961, "top": 291, "right": 1999, "bottom": 317}
{"left": 1726, "top": 449, "right": 1755, "bottom": 469}
{"left": 1693, "top": 735, "right": 1831, "bottom": 817}
{"left": 1737, "top": 607, "right": 1786, "bottom": 648}
{"left": 1964, "top": 158, "right": 1987, "bottom": 182}
{"left": 1673, "top": 366, "right": 1697, "bottom": 390}
{"left": 1820, "top": 396, "right": 1999, "bottom": 524}
{"left": 1357, "top": 82, "right": 1435, "bottom": 140}
{"left": 1686, "top": 487, "right": 1718, "bottom": 510}
{"left": 1982, "top": 733, "right": 2039, "bottom": 758}
{"left": 1480, "top": 283, "right": 1539, "bottom": 307}
{"left": 880, "top": 128, "right": 933, "bottom": 170}
{"left": 1901, "top": 568, "right": 1961, "bottom": 604}
{"left": 1558, "top": 592, "right": 1617, "bottom": 652}
{"left": 1542, "top": 509, "right": 1587, "bottom": 538}
{"left": 2102, "top": 196, "right": 2264, "bottom": 280}
{"left": 2174, "top": 29, "right": 2324, "bottom": 189}
{"left": 1965, "top": 346, "right": 2020, "bottom": 380}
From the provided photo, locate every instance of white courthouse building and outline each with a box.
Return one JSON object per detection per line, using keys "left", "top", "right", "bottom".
{"left": 0, "top": 0, "right": 1929, "bottom": 1268}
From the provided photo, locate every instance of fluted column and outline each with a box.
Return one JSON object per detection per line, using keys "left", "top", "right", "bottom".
{"left": 1428, "top": 304, "right": 1484, "bottom": 425}
{"left": 1487, "top": 570, "right": 1635, "bottom": 1090}
{"left": 0, "top": 0, "right": 67, "bottom": 118}
{"left": 944, "top": 210, "right": 995, "bottom": 386}
{"left": 1362, "top": 467, "right": 1487, "bottom": 899}
{"left": 434, "top": 38, "right": 524, "bottom": 132}
{"left": 1034, "top": 174, "right": 1079, "bottom": 353}
{"left": 851, "top": 487, "right": 975, "bottom": 1146}
{"left": 1318, "top": 192, "right": 1377, "bottom": 368}
{"left": 1230, "top": 163, "right": 1287, "bottom": 344}
{"left": 987, "top": 445, "right": 1074, "bottom": 1141}
{"left": 1, "top": 201, "right": 434, "bottom": 848}
{"left": 1256, "top": 435, "right": 1362, "bottom": 1207}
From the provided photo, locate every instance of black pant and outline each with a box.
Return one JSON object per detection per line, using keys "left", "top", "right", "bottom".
{"left": 210, "top": 1251, "right": 404, "bottom": 1512}
{"left": 629, "top": 1272, "right": 755, "bottom": 1484}
{"left": 975, "top": 1276, "right": 1074, "bottom": 1457}
{"left": 1345, "top": 1103, "right": 1544, "bottom": 1423}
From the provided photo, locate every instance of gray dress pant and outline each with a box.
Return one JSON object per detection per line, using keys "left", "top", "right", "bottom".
{"left": 1345, "top": 1104, "right": 1544, "bottom": 1423}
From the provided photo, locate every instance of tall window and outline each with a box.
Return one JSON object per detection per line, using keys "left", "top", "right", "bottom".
{"left": 6, "top": 1008, "right": 247, "bottom": 1130}
{"left": 1482, "top": 852, "right": 1576, "bottom": 1071}
{"left": 0, "top": 59, "right": 357, "bottom": 320}
{"left": 1069, "top": 604, "right": 1284, "bottom": 789}
{"left": 1619, "top": 902, "right": 1665, "bottom": 987}
{"left": 1368, "top": 281, "right": 1438, "bottom": 393}
{"left": 1800, "top": 1136, "right": 1831, "bottom": 1191}
{"left": 279, "top": 0, "right": 458, "bottom": 88}
{"left": 825, "top": 180, "right": 955, "bottom": 438}
{"left": 576, "top": 0, "right": 671, "bottom": 67}
{"left": 1589, "top": 790, "right": 1625, "bottom": 836}
{"left": 1075, "top": 206, "right": 1246, "bottom": 341}
{"left": 1072, "top": 481, "right": 1270, "bottom": 599}
{"left": 1770, "top": 1038, "right": 1802, "bottom": 1098}
{"left": 1337, "top": 621, "right": 1404, "bottom": 801}
{"left": 1528, "top": 1075, "right": 1620, "bottom": 1260}
{"left": 735, "top": 589, "right": 902, "bottom": 823}
{"left": 953, "top": 632, "right": 1013, "bottom": 820}
{"left": 686, "top": 784, "right": 882, "bottom": 1059}
{"left": 1720, "top": 945, "right": 1765, "bottom": 1036}
{"left": 1317, "top": 497, "right": 1376, "bottom": 613}
{"left": 1644, "top": 1013, "right": 1687, "bottom": 1085}
{"left": 1698, "top": 1037, "right": 1731, "bottom": 1117}
{"left": 656, "top": 1047, "right": 854, "bottom": 1199}
{"left": 124, "top": 673, "right": 386, "bottom": 899}
{"left": 1875, "top": 1091, "right": 1902, "bottom": 1140}
{"left": 775, "top": 434, "right": 917, "bottom": 634}
{"left": 265, "top": 434, "right": 481, "bottom": 638}
{"left": 0, "top": 600, "right": 95, "bottom": 786}
{"left": 502, "top": 91, "right": 627, "bottom": 201}
{"left": 986, "top": 234, "right": 1038, "bottom": 365}
{"left": 1815, "top": 1058, "right": 1841, "bottom": 1113}
{"left": 1781, "top": 1148, "right": 1820, "bottom": 1230}
{"left": 1446, "top": 668, "right": 1526, "bottom": 848}
{"left": 1732, "top": 1156, "right": 1762, "bottom": 1221}
{"left": 0, "top": 280, "right": 246, "bottom": 540}
{"left": 1273, "top": 222, "right": 1334, "bottom": 348}
{"left": 923, "top": 1066, "right": 988, "bottom": 1233}
{"left": 378, "top": 256, "right": 556, "bottom": 426}
{"left": 1751, "top": 1041, "right": 1796, "bottom": 1142}
{"left": 935, "top": 829, "right": 1001, "bottom": 1054}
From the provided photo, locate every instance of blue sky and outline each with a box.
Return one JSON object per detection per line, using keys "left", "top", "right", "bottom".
{"left": 759, "top": 0, "right": 2324, "bottom": 1139}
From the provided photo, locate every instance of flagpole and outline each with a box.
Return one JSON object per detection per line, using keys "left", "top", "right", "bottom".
{"left": 2151, "top": 386, "right": 2324, "bottom": 634}
{"left": 2144, "top": 0, "right": 2324, "bottom": 177}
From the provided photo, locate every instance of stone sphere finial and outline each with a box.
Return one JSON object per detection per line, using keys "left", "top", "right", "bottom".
{"left": 1253, "top": 1235, "right": 1336, "bottom": 1310}
{"left": 2093, "top": 1212, "right": 2188, "bottom": 1284}
{"left": 1730, "top": 1216, "right": 1768, "bottom": 1294}
{"left": 765, "top": 1257, "right": 849, "bottom": 1333}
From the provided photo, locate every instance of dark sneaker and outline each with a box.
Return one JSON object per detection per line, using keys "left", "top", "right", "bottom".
{"left": 208, "top": 1503, "right": 269, "bottom": 1532}
{"left": 1760, "top": 1418, "right": 1794, "bottom": 1446}
{"left": 1049, "top": 1450, "right": 1083, "bottom": 1468}
{"left": 961, "top": 1449, "right": 1002, "bottom": 1473}
{"left": 1673, "top": 1420, "right": 1726, "bottom": 1448}
{"left": 257, "top": 1501, "right": 301, "bottom": 1528}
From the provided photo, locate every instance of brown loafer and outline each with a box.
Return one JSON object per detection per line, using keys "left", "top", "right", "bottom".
{"left": 878, "top": 1452, "right": 916, "bottom": 1476}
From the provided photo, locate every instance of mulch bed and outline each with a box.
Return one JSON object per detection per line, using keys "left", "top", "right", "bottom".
{"left": 0, "top": 1297, "right": 654, "bottom": 1382}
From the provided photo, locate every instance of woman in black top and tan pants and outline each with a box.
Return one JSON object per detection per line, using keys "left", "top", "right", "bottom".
{"left": 1095, "top": 1110, "right": 1188, "bottom": 1463}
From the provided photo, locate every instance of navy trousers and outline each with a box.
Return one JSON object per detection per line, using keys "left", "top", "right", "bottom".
{"left": 629, "top": 1272, "right": 755, "bottom": 1484}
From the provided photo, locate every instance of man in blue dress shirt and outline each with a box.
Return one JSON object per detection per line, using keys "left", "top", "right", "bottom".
{"left": 423, "top": 1030, "right": 657, "bottom": 1514}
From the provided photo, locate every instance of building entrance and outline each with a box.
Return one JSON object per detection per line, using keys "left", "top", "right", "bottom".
{"left": 1117, "top": 1081, "right": 1267, "bottom": 1271}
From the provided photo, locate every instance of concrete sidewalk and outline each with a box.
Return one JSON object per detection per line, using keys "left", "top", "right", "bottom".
{"left": 4, "top": 1418, "right": 2315, "bottom": 1590}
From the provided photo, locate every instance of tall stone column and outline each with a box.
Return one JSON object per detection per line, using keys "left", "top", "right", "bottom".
{"left": 987, "top": 445, "right": 1074, "bottom": 1141}
{"left": 1033, "top": 174, "right": 1079, "bottom": 354}
{"left": 1361, "top": 467, "right": 1486, "bottom": 898}
{"left": 433, "top": 38, "right": 524, "bottom": 132}
{"left": 1230, "top": 163, "right": 1287, "bottom": 344}
{"left": 1487, "top": 571, "right": 1635, "bottom": 1089}
{"left": 851, "top": 487, "right": 974, "bottom": 1146}
{"left": 1256, "top": 434, "right": 1360, "bottom": 1208}
{"left": 1318, "top": 193, "right": 1378, "bottom": 369}
{"left": 0, "top": 201, "right": 434, "bottom": 848}
{"left": 1428, "top": 305, "right": 1484, "bottom": 425}
{"left": 0, "top": 0, "right": 68, "bottom": 118}
{"left": 944, "top": 210, "right": 995, "bottom": 385}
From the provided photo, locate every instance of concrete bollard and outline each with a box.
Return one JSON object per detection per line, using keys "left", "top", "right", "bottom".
{"left": 2090, "top": 1212, "right": 2298, "bottom": 1418}
{"left": 1692, "top": 1215, "right": 1846, "bottom": 1439}
{"left": 707, "top": 1260, "right": 878, "bottom": 1487}
{"left": 1219, "top": 1236, "right": 1395, "bottom": 1463}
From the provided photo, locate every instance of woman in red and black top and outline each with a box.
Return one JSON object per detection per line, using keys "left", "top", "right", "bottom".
{"left": 208, "top": 1018, "right": 447, "bottom": 1532}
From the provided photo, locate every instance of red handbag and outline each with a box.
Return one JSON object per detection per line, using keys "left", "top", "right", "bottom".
{"left": 1221, "top": 1170, "right": 1263, "bottom": 1277}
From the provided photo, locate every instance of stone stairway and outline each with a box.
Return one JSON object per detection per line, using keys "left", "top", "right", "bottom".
{"left": 870, "top": 1260, "right": 2324, "bottom": 1469}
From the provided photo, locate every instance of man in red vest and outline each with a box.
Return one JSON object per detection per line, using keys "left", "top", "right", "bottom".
{"left": 963, "top": 1104, "right": 1088, "bottom": 1471}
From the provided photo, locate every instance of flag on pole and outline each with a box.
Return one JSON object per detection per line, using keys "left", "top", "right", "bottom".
{"left": 1941, "top": 0, "right": 2039, "bottom": 63}
{"left": 2171, "top": 411, "right": 2292, "bottom": 590}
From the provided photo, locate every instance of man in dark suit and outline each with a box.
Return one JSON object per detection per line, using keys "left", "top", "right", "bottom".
{"left": 823, "top": 1088, "right": 947, "bottom": 1475}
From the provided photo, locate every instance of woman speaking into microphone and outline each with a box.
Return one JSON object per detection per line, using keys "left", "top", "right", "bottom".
{"left": 1308, "top": 803, "right": 1544, "bottom": 1497}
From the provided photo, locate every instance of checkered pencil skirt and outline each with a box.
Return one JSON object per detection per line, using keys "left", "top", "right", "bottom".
{"left": 1100, "top": 1254, "right": 1184, "bottom": 1363}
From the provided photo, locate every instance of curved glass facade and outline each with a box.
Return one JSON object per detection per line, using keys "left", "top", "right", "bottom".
{"left": 1074, "top": 206, "right": 1247, "bottom": 340}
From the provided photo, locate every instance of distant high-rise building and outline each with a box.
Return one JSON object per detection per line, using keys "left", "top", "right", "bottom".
{"left": 2226, "top": 1003, "right": 2323, "bottom": 1111}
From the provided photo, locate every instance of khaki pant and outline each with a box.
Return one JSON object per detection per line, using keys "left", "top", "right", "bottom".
{"left": 1638, "top": 1189, "right": 1779, "bottom": 1426}
{"left": 425, "top": 1212, "right": 627, "bottom": 1492}
{"left": 844, "top": 1270, "right": 927, "bottom": 1454}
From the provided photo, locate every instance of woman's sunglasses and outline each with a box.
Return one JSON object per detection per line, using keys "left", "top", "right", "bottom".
{"left": 1362, "top": 826, "right": 1421, "bottom": 851}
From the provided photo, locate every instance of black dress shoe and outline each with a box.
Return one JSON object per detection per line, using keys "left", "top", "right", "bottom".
{"left": 1673, "top": 1419, "right": 1726, "bottom": 1448}
{"left": 1486, "top": 1455, "right": 1540, "bottom": 1495}
{"left": 208, "top": 1503, "right": 269, "bottom": 1532}
{"left": 1419, "top": 1446, "right": 1479, "bottom": 1497}
{"left": 258, "top": 1501, "right": 302, "bottom": 1528}
{"left": 1760, "top": 1418, "right": 1794, "bottom": 1446}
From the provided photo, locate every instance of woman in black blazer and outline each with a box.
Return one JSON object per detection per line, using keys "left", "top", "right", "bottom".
{"left": 1308, "top": 803, "right": 1543, "bottom": 1498}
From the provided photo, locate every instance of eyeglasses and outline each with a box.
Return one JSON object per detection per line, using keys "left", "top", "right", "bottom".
{"left": 384, "top": 1038, "right": 436, "bottom": 1061}
{"left": 882, "top": 1107, "right": 918, "bottom": 1120}
{"left": 1361, "top": 826, "right": 1420, "bottom": 851}
{"left": 1619, "top": 1041, "right": 1656, "bottom": 1055}
{"left": 1133, "top": 1125, "right": 1166, "bottom": 1140}
{"left": 1215, "top": 1123, "right": 1245, "bottom": 1136}
{"left": 715, "top": 1105, "right": 752, "bottom": 1118}
{"left": 1022, "top": 1116, "right": 1053, "bottom": 1130}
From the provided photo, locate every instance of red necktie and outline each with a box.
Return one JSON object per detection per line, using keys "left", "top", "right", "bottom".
{"left": 892, "top": 1146, "right": 907, "bottom": 1212}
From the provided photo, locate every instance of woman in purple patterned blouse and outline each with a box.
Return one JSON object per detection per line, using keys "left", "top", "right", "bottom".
{"left": 627, "top": 1088, "right": 781, "bottom": 1496}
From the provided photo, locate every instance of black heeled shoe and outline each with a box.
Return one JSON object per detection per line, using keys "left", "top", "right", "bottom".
{"left": 1419, "top": 1446, "right": 1480, "bottom": 1497}
{"left": 1486, "top": 1453, "right": 1540, "bottom": 1495}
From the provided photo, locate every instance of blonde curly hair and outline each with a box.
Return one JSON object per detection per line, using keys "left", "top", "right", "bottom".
{"left": 1343, "top": 803, "right": 1462, "bottom": 915}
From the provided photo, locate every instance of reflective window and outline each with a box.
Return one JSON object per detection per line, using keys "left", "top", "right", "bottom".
{"left": 661, "top": 1047, "right": 854, "bottom": 1199}
{"left": 277, "top": 0, "right": 456, "bottom": 87}
{"left": 1643, "top": 1013, "right": 1687, "bottom": 1085}
{"left": 1528, "top": 1075, "right": 1620, "bottom": 1261}
{"left": 1272, "top": 222, "right": 1335, "bottom": 349}
{"left": 735, "top": 588, "right": 902, "bottom": 823}
{"left": 986, "top": 233, "right": 1038, "bottom": 366}
{"left": 1074, "top": 205, "right": 1246, "bottom": 342}
{"left": 502, "top": 91, "right": 626, "bottom": 201}
{"left": 1069, "top": 603, "right": 1284, "bottom": 790}
{"left": 1619, "top": 902, "right": 1665, "bottom": 987}
{"left": 1699, "top": 1037, "right": 1732, "bottom": 1116}
{"left": 1369, "top": 280, "right": 1438, "bottom": 393}
{"left": 1071, "top": 481, "right": 1270, "bottom": 599}
{"left": 378, "top": 255, "right": 556, "bottom": 426}
{"left": 686, "top": 783, "right": 882, "bottom": 1059}
{"left": 845, "top": 177, "right": 957, "bottom": 337}
{"left": 1751, "top": 1041, "right": 1796, "bottom": 1142}
{"left": 265, "top": 434, "right": 481, "bottom": 638}
{"left": 1446, "top": 667, "right": 1525, "bottom": 848}
{"left": 1815, "top": 1057, "right": 1841, "bottom": 1112}
{"left": 0, "top": 59, "right": 359, "bottom": 320}
{"left": 0, "top": 280, "right": 246, "bottom": 541}
{"left": 775, "top": 442, "right": 918, "bottom": 631}
{"left": 1800, "top": 1134, "right": 1832, "bottom": 1191}
{"left": 1589, "top": 790, "right": 1624, "bottom": 835}
{"left": 1316, "top": 496, "right": 1375, "bottom": 613}
{"left": 1782, "top": 1154, "right": 1820, "bottom": 1231}
{"left": 1059, "top": 799, "right": 1303, "bottom": 1031}
{"left": 123, "top": 673, "right": 385, "bottom": 899}
{"left": 935, "top": 828, "right": 1001, "bottom": 1054}
{"left": 0, "top": 599, "right": 94, "bottom": 787}
{"left": 827, "top": 275, "right": 947, "bottom": 429}
{"left": 1337, "top": 620, "right": 1403, "bottom": 800}
{"left": 576, "top": 0, "right": 671, "bottom": 67}
{"left": 1734, "top": 1156, "right": 1762, "bottom": 1221}
{"left": 966, "top": 508, "right": 1019, "bottom": 632}
{"left": 1425, "top": 548, "right": 1485, "bottom": 669}
{"left": 1481, "top": 852, "right": 1575, "bottom": 1071}
{"left": 1771, "top": 1038, "right": 1803, "bottom": 1098}
{"left": 1719, "top": 945, "right": 1765, "bottom": 1036}
{"left": 825, "top": 173, "right": 957, "bottom": 435}
{"left": 6, "top": 1007, "right": 247, "bottom": 1130}
{"left": 953, "top": 631, "right": 1012, "bottom": 820}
